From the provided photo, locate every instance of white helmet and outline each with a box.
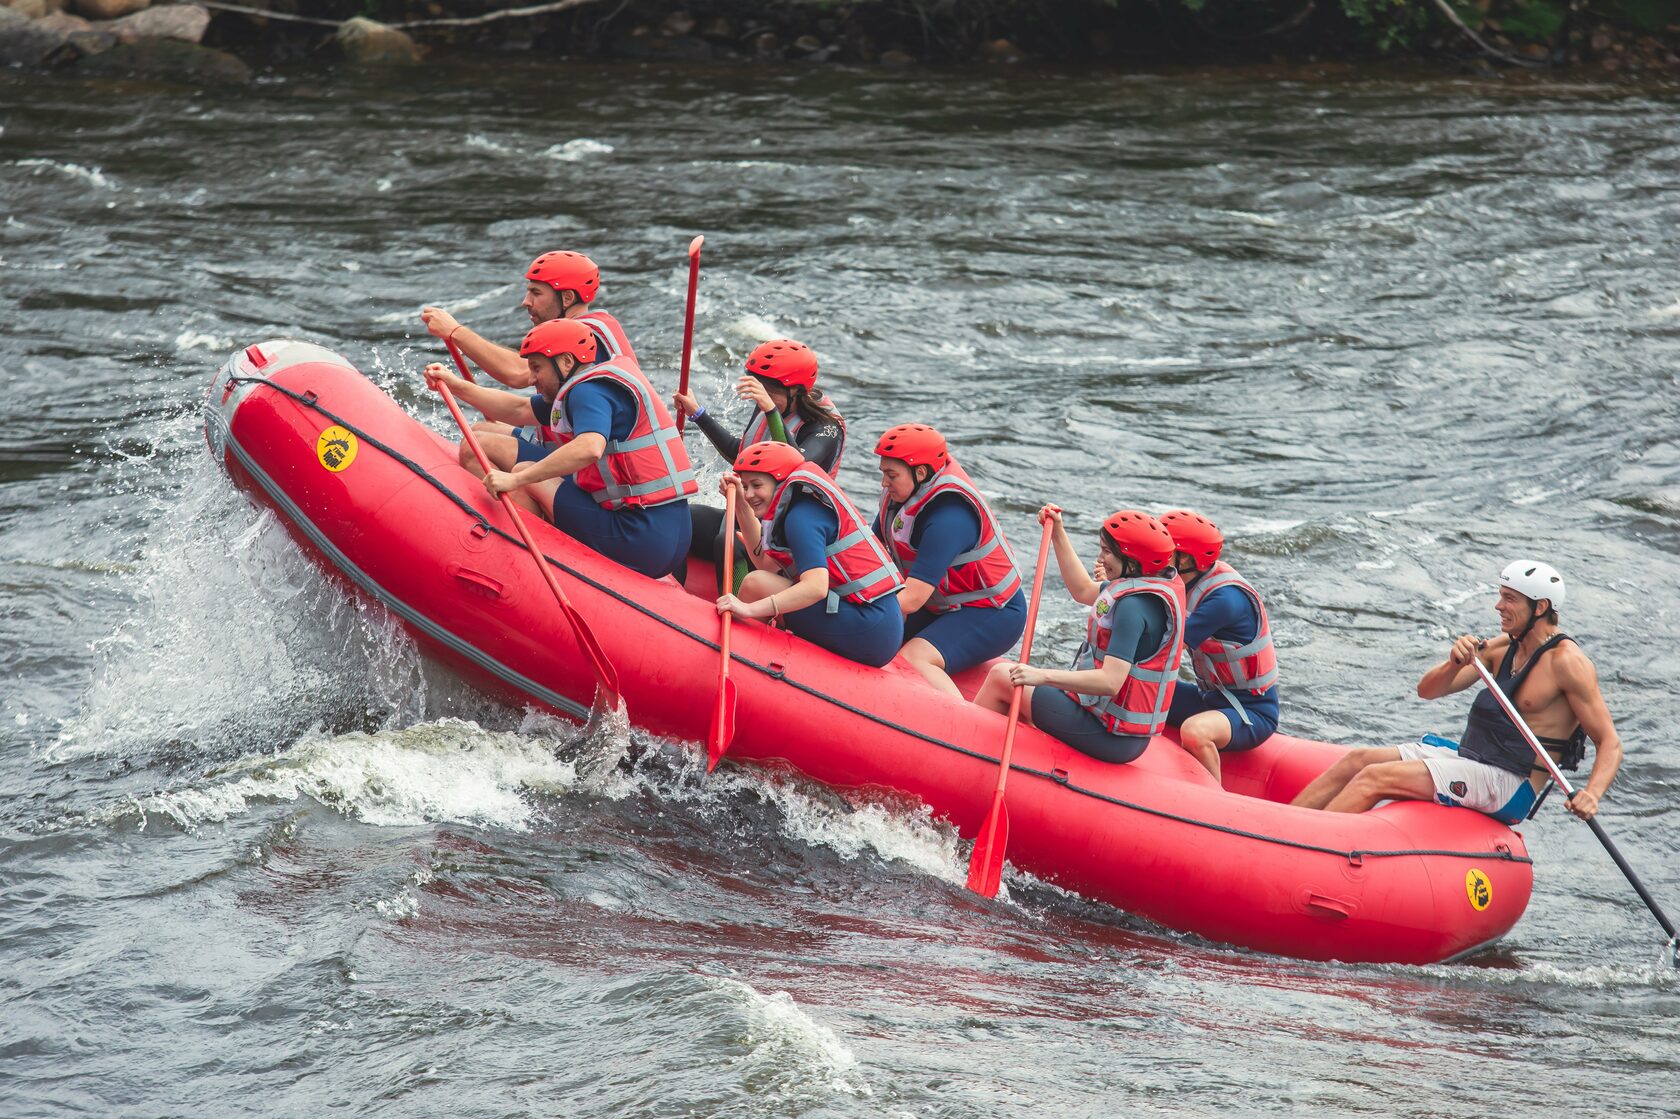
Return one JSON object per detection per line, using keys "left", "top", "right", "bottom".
{"left": 1500, "top": 560, "right": 1565, "bottom": 609}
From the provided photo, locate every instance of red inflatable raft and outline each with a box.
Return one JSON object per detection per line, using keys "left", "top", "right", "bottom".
{"left": 204, "top": 340, "right": 1534, "bottom": 965}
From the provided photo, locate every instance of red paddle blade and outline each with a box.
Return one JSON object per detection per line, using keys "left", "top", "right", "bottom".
{"left": 560, "top": 600, "right": 620, "bottom": 711}
{"left": 706, "top": 675, "right": 737, "bottom": 772}
{"left": 965, "top": 799, "right": 1010, "bottom": 898}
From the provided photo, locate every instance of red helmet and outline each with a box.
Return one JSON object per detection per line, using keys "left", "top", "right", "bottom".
{"left": 745, "top": 339, "right": 818, "bottom": 390}
{"left": 874, "top": 423, "right": 949, "bottom": 472}
{"left": 734, "top": 440, "right": 805, "bottom": 482}
{"left": 1101, "top": 510, "right": 1175, "bottom": 576}
{"left": 1160, "top": 509, "right": 1223, "bottom": 571}
{"left": 519, "top": 319, "right": 597, "bottom": 363}
{"left": 526, "top": 251, "right": 599, "bottom": 303}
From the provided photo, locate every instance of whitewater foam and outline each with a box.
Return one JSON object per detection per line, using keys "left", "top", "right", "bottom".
{"left": 15, "top": 158, "right": 117, "bottom": 190}
{"left": 710, "top": 976, "right": 871, "bottom": 1098}
{"left": 543, "top": 138, "right": 614, "bottom": 162}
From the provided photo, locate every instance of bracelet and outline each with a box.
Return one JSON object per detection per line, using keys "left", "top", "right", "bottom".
{"left": 448, "top": 325, "right": 462, "bottom": 345}
{"left": 693, "top": 406, "right": 706, "bottom": 419}
{"left": 769, "top": 594, "right": 781, "bottom": 620}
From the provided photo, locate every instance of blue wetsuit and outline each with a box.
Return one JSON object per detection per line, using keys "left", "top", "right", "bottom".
{"left": 776, "top": 493, "right": 903, "bottom": 667}
{"left": 897, "top": 494, "right": 1027, "bottom": 673}
{"left": 530, "top": 383, "right": 691, "bottom": 579}
{"left": 1165, "top": 583, "right": 1279, "bottom": 752}
{"left": 1032, "top": 592, "right": 1170, "bottom": 764}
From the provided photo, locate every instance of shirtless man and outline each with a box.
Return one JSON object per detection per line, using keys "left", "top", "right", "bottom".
{"left": 1292, "top": 561, "right": 1622, "bottom": 824}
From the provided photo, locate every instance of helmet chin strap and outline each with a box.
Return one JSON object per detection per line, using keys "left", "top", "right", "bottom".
{"left": 1513, "top": 597, "right": 1542, "bottom": 645}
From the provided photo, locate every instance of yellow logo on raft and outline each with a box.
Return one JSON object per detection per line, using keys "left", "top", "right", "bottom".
{"left": 316, "top": 426, "right": 358, "bottom": 473}
{"left": 1466, "top": 868, "right": 1492, "bottom": 911}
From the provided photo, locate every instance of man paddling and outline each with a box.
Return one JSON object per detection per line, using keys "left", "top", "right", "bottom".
{"left": 421, "top": 251, "right": 640, "bottom": 471}
{"left": 1292, "top": 561, "right": 1623, "bottom": 823}
{"left": 422, "top": 318, "right": 696, "bottom": 579}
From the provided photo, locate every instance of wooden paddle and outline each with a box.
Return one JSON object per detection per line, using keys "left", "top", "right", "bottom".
{"left": 966, "top": 516, "right": 1056, "bottom": 898}
{"left": 1472, "top": 656, "right": 1677, "bottom": 965}
{"left": 431, "top": 376, "right": 621, "bottom": 713}
{"left": 706, "top": 480, "right": 739, "bottom": 771}
{"left": 676, "top": 235, "right": 703, "bottom": 433}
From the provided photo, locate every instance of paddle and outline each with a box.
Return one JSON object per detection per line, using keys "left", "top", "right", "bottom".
{"left": 966, "top": 516, "right": 1056, "bottom": 898}
{"left": 431, "top": 376, "right": 621, "bottom": 713}
{"left": 676, "top": 234, "right": 703, "bottom": 433}
{"left": 1472, "top": 655, "right": 1677, "bottom": 964}
{"left": 706, "top": 480, "right": 739, "bottom": 772}
{"left": 443, "top": 337, "right": 476, "bottom": 383}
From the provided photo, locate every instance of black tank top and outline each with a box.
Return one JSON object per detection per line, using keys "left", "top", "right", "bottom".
{"left": 1457, "top": 634, "right": 1587, "bottom": 777}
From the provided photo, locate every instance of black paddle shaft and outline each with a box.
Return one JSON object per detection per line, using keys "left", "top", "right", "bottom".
{"left": 1584, "top": 814, "right": 1679, "bottom": 943}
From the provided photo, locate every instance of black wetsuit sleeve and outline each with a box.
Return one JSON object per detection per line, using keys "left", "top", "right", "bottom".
{"left": 694, "top": 410, "right": 742, "bottom": 461}
{"left": 795, "top": 420, "right": 845, "bottom": 475}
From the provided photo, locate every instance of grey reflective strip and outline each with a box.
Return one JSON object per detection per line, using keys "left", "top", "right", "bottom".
{"left": 929, "top": 569, "right": 1020, "bottom": 609}
{"left": 831, "top": 526, "right": 872, "bottom": 553}
{"left": 1216, "top": 682, "right": 1254, "bottom": 727}
{"left": 1127, "top": 665, "right": 1177, "bottom": 684}
{"left": 581, "top": 314, "right": 622, "bottom": 359}
{"left": 568, "top": 363, "right": 694, "bottom": 507}
{"left": 947, "top": 535, "right": 1000, "bottom": 567}
{"left": 829, "top": 562, "right": 899, "bottom": 599}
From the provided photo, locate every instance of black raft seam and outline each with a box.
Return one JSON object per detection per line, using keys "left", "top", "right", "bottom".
{"left": 223, "top": 376, "right": 1533, "bottom": 868}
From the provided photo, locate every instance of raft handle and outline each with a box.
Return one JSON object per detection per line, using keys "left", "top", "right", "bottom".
{"left": 766, "top": 662, "right": 785, "bottom": 680}
{"left": 1052, "top": 767, "right": 1070, "bottom": 786}
{"left": 450, "top": 566, "right": 504, "bottom": 599}
{"left": 1347, "top": 852, "right": 1364, "bottom": 868}
{"left": 1302, "top": 891, "right": 1357, "bottom": 919}
{"left": 469, "top": 523, "right": 490, "bottom": 540}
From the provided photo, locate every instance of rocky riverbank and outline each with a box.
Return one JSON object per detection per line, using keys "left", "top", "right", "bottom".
{"left": 4, "top": 0, "right": 1679, "bottom": 84}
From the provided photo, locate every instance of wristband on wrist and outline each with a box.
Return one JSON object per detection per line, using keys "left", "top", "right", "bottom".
{"left": 693, "top": 406, "right": 706, "bottom": 419}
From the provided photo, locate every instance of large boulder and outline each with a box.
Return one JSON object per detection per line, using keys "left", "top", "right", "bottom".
{"left": 72, "top": 0, "right": 146, "bottom": 18}
{"left": 104, "top": 2, "right": 207, "bottom": 43}
{"left": 3, "top": 0, "right": 70, "bottom": 19}
{"left": 0, "top": 4, "right": 77, "bottom": 65}
{"left": 33, "top": 7, "right": 112, "bottom": 53}
{"left": 333, "top": 16, "right": 421, "bottom": 64}
{"left": 74, "top": 35, "right": 250, "bottom": 80}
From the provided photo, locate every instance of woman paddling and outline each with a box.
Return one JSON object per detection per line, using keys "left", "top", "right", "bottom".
{"left": 715, "top": 441, "right": 903, "bottom": 667}
{"left": 673, "top": 339, "right": 845, "bottom": 590}
{"left": 974, "top": 507, "right": 1186, "bottom": 763}
{"left": 872, "top": 424, "right": 1026, "bottom": 696}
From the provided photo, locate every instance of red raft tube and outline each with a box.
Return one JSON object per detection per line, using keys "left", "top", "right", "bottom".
{"left": 204, "top": 341, "right": 1534, "bottom": 965}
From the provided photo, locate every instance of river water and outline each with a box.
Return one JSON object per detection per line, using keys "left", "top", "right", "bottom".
{"left": 3, "top": 60, "right": 1678, "bottom": 1117}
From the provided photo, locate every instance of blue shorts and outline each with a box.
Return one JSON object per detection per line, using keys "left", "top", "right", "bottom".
{"left": 1166, "top": 684, "right": 1279, "bottom": 753}
{"left": 545, "top": 481, "right": 690, "bottom": 580}
{"left": 514, "top": 428, "right": 551, "bottom": 464}
{"left": 783, "top": 594, "right": 904, "bottom": 668}
{"left": 1030, "top": 686, "right": 1149, "bottom": 764}
{"left": 901, "top": 589, "right": 1028, "bottom": 674}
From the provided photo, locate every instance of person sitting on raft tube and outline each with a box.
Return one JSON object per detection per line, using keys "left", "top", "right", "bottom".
{"left": 871, "top": 424, "right": 1026, "bottom": 696}
{"left": 975, "top": 508, "right": 1187, "bottom": 764}
{"left": 672, "top": 339, "right": 846, "bottom": 590}
{"left": 420, "top": 251, "right": 640, "bottom": 473}
{"left": 715, "top": 441, "right": 904, "bottom": 667}
{"left": 1291, "top": 561, "right": 1623, "bottom": 824}
{"left": 1158, "top": 509, "right": 1280, "bottom": 781}
{"left": 422, "top": 318, "right": 697, "bottom": 579}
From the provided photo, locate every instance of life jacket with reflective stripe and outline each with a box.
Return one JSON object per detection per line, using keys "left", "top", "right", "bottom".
{"left": 873, "top": 459, "right": 1021, "bottom": 612}
{"left": 742, "top": 400, "right": 847, "bottom": 474}
{"left": 759, "top": 465, "right": 903, "bottom": 612}
{"left": 1067, "top": 573, "right": 1187, "bottom": 737}
{"left": 533, "top": 310, "right": 639, "bottom": 444}
{"left": 551, "top": 361, "right": 699, "bottom": 510}
{"left": 1184, "top": 561, "right": 1279, "bottom": 696}
{"left": 1459, "top": 633, "right": 1587, "bottom": 778}
{"left": 576, "top": 309, "right": 638, "bottom": 365}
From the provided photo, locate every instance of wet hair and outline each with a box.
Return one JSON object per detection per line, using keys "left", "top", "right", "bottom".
{"left": 788, "top": 384, "right": 841, "bottom": 428}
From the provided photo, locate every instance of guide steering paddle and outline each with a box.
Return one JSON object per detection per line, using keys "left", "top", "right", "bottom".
{"left": 966, "top": 516, "right": 1056, "bottom": 898}
{"left": 1472, "top": 656, "right": 1677, "bottom": 966}
{"left": 431, "top": 375, "right": 621, "bottom": 713}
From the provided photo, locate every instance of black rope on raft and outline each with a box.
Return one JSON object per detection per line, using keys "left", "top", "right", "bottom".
{"left": 221, "top": 376, "right": 1534, "bottom": 868}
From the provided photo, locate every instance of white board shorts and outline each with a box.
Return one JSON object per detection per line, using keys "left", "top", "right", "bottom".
{"left": 1398, "top": 736, "right": 1538, "bottom": 825}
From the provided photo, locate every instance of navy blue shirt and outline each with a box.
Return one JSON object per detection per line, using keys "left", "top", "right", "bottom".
{"left": 1105, "top": 590, "right": 1171, "bottom": 666}
{"left": 779, "top": 492, "right": 838, "bottom": 576}
{"left": 529, "top": 379, "right": 637, "bottom": 443}
{"left": 1184, "top": 584, "right": 1256, "bottom": 648}
{"left": 902, "top": 494, "right": 981, "bottom": 586}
